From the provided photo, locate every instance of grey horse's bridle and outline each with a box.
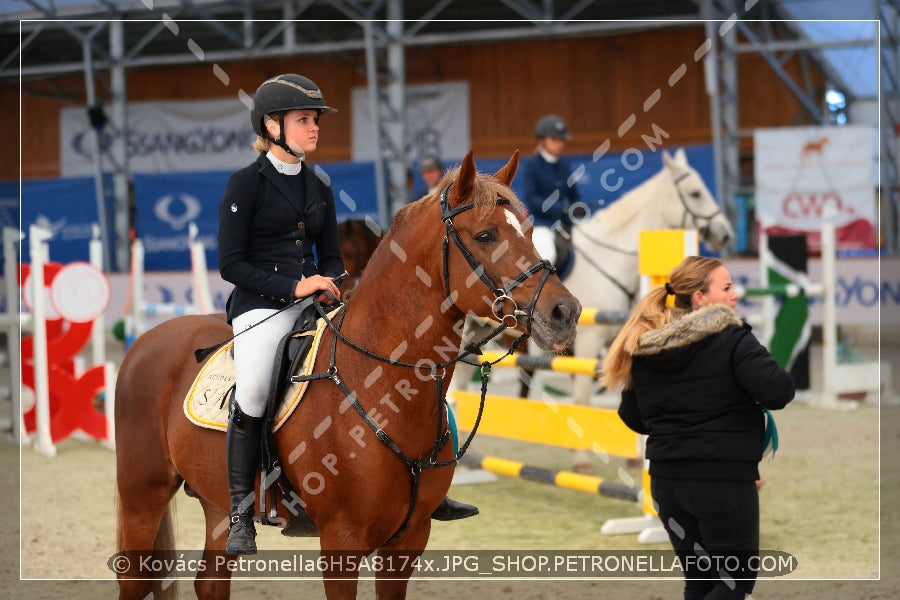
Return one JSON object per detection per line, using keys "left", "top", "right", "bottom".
{"left": 672, "top": 170, "right": 724, "bottom": 240}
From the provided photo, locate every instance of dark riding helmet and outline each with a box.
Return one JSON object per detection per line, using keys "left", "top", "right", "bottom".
{"left": 534, "top": 114, "right": 570, "bottom": 140}
{"left": 250, "top": 74, "right": 337, "bottom": 136}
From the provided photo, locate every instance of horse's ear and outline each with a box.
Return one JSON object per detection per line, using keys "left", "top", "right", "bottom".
{"left": 493, "top": 150, "right": 520, "bottom": 187}
{"left": 661, "top": 149, "right": 674, "bottom": 168}
{"left": 674, "top": 147, "right": 687, "bottom": 164}
{"left": 448, "top": 151, "right": 476, "bottom": 207}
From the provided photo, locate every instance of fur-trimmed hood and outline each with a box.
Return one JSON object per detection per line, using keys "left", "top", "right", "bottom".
{"left": 631, "top": 303, "right": 744, "bottom": 357}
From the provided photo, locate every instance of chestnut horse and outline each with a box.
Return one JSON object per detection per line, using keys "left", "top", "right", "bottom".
{"left": 114, "top": 150, "right": 580, "bottom": 600}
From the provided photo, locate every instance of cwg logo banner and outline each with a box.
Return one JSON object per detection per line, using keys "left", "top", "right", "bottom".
{"left": 754, "top": 125, "right": 877, "bottom": 251}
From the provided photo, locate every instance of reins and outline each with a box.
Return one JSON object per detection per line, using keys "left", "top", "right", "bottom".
{"left": 569, "top": 242, "right": 637, "bottom": 303}
{"left": 292, "top": 299, "right": 517, "bottom": 545}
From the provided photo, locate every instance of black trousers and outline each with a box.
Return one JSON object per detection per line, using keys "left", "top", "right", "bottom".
{"left": 651, "top": 477, "right": 759, "bottom": 600}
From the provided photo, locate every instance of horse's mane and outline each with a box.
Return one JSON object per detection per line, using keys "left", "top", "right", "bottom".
{"left": 389, "top": 166, "right": 525, "bottom": 233}
{"left": 589, "top": 165, "right": 665, "bottom": 232}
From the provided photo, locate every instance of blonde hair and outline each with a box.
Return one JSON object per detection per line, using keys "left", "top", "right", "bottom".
{"left": 600, "top": 256, "right": 723, "bottom": 390}
{"left": 253, "top": 135, "right": 271, "bottom": 154}
{"left": 253, "top": 115, "right": 280, "bottom": 153}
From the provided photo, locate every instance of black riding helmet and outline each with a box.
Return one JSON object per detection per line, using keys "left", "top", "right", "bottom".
{"left": 250, "top": 74, "right": 337, "bottom": 157}
{"left": 534, "top": 114, "right": 570, "bottom": 140}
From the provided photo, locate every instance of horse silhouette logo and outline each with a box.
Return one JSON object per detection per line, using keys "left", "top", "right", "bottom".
{"left": 800, "top": 137, "right": 829, "bottom": 157}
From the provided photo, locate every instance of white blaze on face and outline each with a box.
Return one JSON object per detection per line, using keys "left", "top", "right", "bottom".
{"left": 504, "top": 208, "right": 525, "bottom": 238}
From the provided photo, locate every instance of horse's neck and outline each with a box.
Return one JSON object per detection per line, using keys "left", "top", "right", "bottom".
{"left": 340, "top": 250, "right": 464, "bottom": 371}
{"left": 584, "top": 169, "right": 669, "bottom": 247}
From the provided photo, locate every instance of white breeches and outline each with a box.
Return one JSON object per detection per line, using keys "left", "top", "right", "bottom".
{"left": 532, "top": 226, "right": 557, "bottom": 264}
{"left": 231, "top": 299, "right": 312, "bottom": 417}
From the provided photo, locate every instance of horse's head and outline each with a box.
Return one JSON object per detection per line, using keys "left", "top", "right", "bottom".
{"left": 439, "top": 151, "right": 580, "bottom": 352}
{"left": 660, "top": 148, "right": 735, "bottom": 251}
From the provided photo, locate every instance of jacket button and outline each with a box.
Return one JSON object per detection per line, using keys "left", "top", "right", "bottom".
{"left": 295, "top": 240, "right": 303, "bottom": 247}
{"left": 298, "top": 221, "right": 304, "bottom": 229}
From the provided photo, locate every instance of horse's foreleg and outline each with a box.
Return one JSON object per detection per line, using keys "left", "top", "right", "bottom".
{"left": 320, "top": 549, "right": 365, "bottom": 600}
{"left": 374, "top": 519, "right": 432, "bottom": 600}
{"left": 194, "top": 499, "right": 233, "bottom": 600}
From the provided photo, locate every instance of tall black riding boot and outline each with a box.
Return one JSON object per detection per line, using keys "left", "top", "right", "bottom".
{"left": 225, "top": 404, "right": 262, "bottom": 555}
{"left": 431, "top": 496, "right": 479, "bottom": 521}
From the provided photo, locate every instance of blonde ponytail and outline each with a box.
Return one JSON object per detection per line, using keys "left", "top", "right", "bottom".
{"left": 600, "top": 287, "right": 682, "bottom": 390}
{"left": 252, "top": 135, "right": 270, "bottom": 154}
{"left": 599, "top": 256, "right": 723, "bottom": 390}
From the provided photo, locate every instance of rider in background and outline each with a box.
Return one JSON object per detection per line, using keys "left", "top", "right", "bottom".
{"left": 413, "top": 155, "right": 444, "bottom": 200}
{"left": 519, "top": 114, "right": 581, "bottom": 267}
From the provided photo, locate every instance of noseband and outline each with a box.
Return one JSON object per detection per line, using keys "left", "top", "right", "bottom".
{"left": 673, "top": 171, "right": 723, "bottom": 239}
{"left": 439, "top": 183, "right": 556, "bottom": 335}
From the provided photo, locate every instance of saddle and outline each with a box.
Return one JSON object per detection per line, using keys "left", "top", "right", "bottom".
{"left": 258, "top": 301, "right": 331, "bottom": 537}
{"left": 184, "top": 302, "right": 342, "bottom": 537}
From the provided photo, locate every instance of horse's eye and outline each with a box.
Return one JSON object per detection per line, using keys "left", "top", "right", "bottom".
{"left": 690, "top": 191, "right": 702, "bottom": 200}
{"left": 474, "top": 230, "right": 496, "bottom": 245}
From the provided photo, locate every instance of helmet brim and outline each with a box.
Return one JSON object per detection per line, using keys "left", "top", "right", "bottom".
{"left": 279, "top": 104, "right": 338, "bottom": 115}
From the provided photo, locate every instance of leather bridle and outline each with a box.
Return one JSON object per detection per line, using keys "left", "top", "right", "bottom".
{"left": 439, "top": 182, "right": 557, "bottom": 336}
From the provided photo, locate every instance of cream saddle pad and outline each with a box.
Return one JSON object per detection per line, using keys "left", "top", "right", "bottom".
{"left": 183, "top": 311, "right": 335, "bottom": 432}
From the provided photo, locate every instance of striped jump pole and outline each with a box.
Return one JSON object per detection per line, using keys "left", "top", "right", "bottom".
{"left": 459, "top": 452, "right": 640, "bottom": 502}
{"left": 476, "top": 350, "right": 600, "bottom": 377}
{"left": 577, "top": 308, "right": 632, "bottom": 325}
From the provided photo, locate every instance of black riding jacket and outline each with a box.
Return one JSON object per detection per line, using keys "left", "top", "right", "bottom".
{"left": 218, "top": 154, "right": 344, "bottom": 322}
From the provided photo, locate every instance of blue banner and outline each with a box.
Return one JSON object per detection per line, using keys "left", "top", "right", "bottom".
{"left": 133, "top": 170, "right": 225, "bottom": 271}
{"left": 4, "top": 146, "right": 714, "bottom": 273}
{"left": 314, "top": 161, "right": 380, "bottom": 224}
{"left": 0, "top": 177, "right": 112, "bottom": 272}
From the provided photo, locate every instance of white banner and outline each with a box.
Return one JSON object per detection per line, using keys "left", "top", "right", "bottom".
{"left": 351, "top": 81, "right": 470, "bottom": 163}
{"left": 60, "top": 97, "right": 256, "bottom": 176}
{"left": 754, "top": 125, "right": 877, "bottom": 250}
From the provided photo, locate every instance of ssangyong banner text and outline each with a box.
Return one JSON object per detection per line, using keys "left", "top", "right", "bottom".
{"left": 60, "top": 97, "right": 256, "bottom": 176}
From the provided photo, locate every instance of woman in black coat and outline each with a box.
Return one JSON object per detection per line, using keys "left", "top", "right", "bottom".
{"left": 601, "top": 256, "right": 795, "bottom": 600}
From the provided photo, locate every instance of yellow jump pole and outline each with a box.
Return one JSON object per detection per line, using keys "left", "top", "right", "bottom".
{"left": 476, "top": 349, "right": 600, "bottom": 377}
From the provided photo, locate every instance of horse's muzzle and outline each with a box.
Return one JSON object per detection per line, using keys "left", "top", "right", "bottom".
{"left": 531, "top": 297, "right": 581, "bottom": 352}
